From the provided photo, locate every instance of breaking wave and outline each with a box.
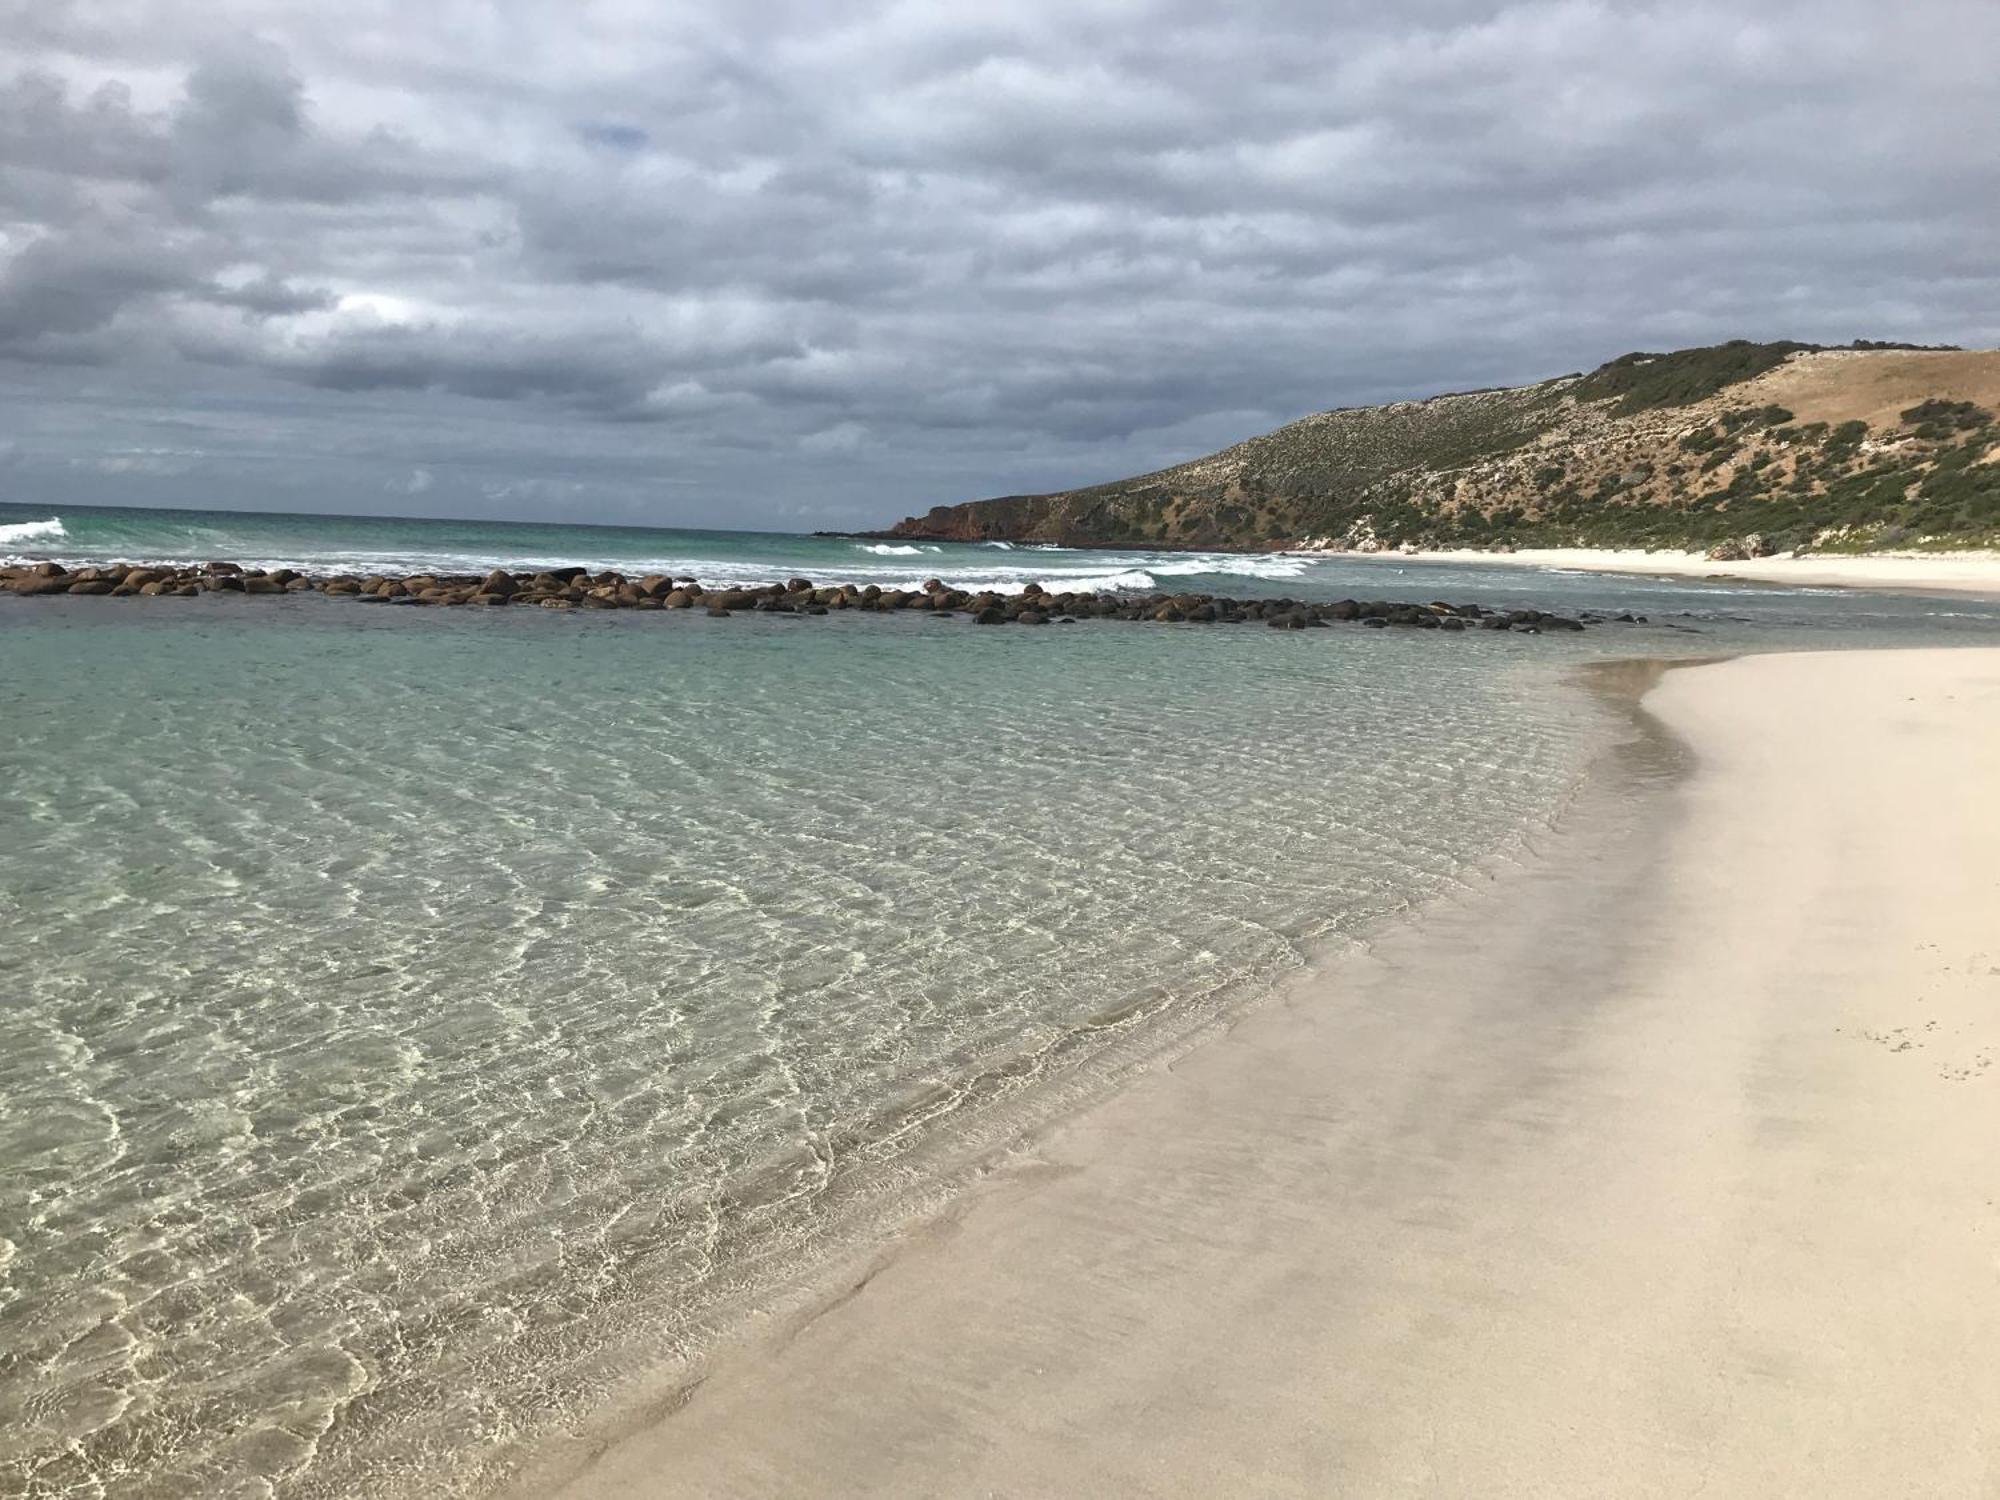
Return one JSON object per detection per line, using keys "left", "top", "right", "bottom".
{"left": 0, "top": 516, "right": 66, "bottom": 546}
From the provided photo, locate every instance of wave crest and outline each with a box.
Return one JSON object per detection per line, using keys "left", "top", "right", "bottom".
{"left": 0, "top": 516, "right": 66, "bottom": 546}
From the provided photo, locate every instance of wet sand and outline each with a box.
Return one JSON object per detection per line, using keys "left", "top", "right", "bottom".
{"left": 533, "top": 648, "right": 2000, "bottom": 1499}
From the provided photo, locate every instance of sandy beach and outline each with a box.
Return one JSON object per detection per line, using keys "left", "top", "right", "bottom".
{"left": 1381, "top": 546, "right": 2000, "bottom": 600}
{"left": 532, "top": 646, "right": 2000, "bottom": 1499}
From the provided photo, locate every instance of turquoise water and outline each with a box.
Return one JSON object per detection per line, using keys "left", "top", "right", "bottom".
{"left": 0, "top": 502, "right": 1305, "bottom": 597}
{"left": 4, "top": 506, "right": 2000, "bottom": 1499}
{"left": 9, "top": 500, "right": 2000, "bottom": 638}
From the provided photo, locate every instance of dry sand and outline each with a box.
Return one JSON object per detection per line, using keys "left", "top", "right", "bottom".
{"left": 537, "top": 648, "right": 2000, "bottom": 1500}
{"left": 1367, "top": 545, "right": 2000, "bottom": 599}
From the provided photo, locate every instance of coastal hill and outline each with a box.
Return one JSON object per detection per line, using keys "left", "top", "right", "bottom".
{"left": 884, "top": 342, "right": 2000, "bottom": 555}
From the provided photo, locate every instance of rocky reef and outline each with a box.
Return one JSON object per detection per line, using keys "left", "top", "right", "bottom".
{"left": 0, "top": 560, "right": 1628, "bottom": 635}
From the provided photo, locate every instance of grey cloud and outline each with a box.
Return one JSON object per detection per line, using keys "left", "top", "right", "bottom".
{"left": 0, "top": 0, "right": 1996, "bottom": 528}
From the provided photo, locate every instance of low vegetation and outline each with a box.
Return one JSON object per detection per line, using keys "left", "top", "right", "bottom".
{"left": 886, "top": 341, "right": 2000, "bottom": 554}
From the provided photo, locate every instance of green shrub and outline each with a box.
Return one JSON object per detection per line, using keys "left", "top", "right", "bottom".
{"left": 1900, "top": 398, "right": 1992, "bottom": 440}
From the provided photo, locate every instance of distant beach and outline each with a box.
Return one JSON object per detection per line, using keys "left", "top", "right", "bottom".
{"left": 1368, "top": 543, "right": 2000, "bottom": 601}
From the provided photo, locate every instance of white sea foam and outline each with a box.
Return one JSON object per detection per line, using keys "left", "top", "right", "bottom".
{"left": 0, "top": 516, "right": 66, "bottom": 546}
{"left": 1149, "top": 554, "right": 1311, "bottom": 581}
{"left": 856, "top": 543, "right": 937, "bottom": 555}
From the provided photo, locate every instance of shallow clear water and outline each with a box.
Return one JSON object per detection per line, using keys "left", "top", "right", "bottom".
{"left": 3, "top": 513, "right": 1999, "bottom": 1500}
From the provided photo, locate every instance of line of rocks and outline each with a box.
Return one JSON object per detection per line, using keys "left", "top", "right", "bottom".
{"left": 0, "top": 561, "right": 1628, "bottom": 633}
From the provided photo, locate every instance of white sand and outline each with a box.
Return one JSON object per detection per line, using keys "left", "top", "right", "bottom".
{"left": 1372, "top": 545, "right": 2000, "bottom": 599}
{"left": 534, "top": 648, "right": 2000, "bottom": 1499}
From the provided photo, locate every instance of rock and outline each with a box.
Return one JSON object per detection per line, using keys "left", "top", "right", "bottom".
{"left": 67, "top": 580, "right": 114, "bottom": 595}
{"left": 974, "top": 606, "right": 1008, "bottom": 624}
{"left": 482, "top": 569, "right": 520, "bottom": 596}
{"left": 205, "top": 561, "right": 243, "bottom": 576}
{"left": 1020, "top": 582, "right": 1045, "bottom": 598}
{"left": 664, "top": 589, "right": 693, "bottom": 608}
{"left": 10, "top": 575, "right": 71, "bottom": 595}
{"left": 471, "top": 592, "right": 513, "bottom": 606}
{"left": 786, "top": 577, "right": 813, "bottom": 592}
{"left": 1705, "top": 539, "right": 1748, "bottom": 562}
{"left": 1017, "top": 610, "right": 1048, "bottom": 625}
{"left": 922, "top": 578, "right": 945, "bottom": 593}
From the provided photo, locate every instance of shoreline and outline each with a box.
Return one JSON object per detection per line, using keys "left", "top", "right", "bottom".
{"left": 1324, "top": 544, "right": 2000, "bottom": 600}
{"left": 525, "top": 645, "right": 2000, "bottom": 1499}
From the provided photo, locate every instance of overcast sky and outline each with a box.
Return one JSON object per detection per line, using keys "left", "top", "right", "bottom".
{"left": 2, "top": 0, "right": 1995, "bottom": 531}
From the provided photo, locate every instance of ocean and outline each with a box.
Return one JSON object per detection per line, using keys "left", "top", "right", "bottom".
{"left": 4, "top": 502, "right": 1999, "bottom": 1498}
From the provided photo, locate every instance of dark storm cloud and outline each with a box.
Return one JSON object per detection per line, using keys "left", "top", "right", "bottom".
{"left": 1, "top": 0, "right": 1995, "bottom": 527}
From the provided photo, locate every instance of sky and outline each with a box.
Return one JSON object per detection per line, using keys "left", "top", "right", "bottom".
{"left": 2, "top": 0, "right": 1996, "bottom": 533}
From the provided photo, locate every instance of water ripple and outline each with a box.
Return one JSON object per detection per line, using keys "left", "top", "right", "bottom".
{"left": 0, "top": 607, "right": 1611, "bottom": 1498}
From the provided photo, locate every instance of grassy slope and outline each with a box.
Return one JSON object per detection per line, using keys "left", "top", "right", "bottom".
{"left": 888, "top": 341, "right": 2000, "bottom": 553}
